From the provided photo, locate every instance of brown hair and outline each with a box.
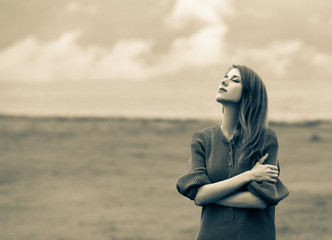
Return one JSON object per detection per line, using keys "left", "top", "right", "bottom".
{"left": 232, "top": 64, "right": 268, "bottom": 167}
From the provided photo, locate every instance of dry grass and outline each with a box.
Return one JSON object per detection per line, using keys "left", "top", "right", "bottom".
{"left": 0, "top": 116, "right": 331, "bottom": 240}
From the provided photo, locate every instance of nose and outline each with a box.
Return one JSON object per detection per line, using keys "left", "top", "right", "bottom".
{"left": 221, "top": 79, "right": 229, "bottom": 86}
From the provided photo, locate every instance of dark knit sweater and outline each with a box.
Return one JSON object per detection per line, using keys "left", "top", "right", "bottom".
{"left": 176, "top": 123, "right": 289, "bottom": 240}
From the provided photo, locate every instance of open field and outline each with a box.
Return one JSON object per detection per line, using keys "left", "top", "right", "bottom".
{"left": 0, "top": 116, "right": 331, "bottom": 240}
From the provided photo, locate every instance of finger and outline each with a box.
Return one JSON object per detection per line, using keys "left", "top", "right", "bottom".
{"left": 265, "top": 164, "right": 278, "bottom": 170}
{"left": 259, "top": 153, "right": 269, "bottom": 164}
{"left": 269, "top": 170, "right": 279, "bottom": 175}
{"left": 270, "top": 179, "right": 277, "bottom": 183}
{"left": 267, "top": 178, "right": 277, "bottom": 183}
{"left": 268, "top": 173, "right": 279, "bottom": 179}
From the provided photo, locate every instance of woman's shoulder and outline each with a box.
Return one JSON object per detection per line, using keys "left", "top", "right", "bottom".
{"left": 192, "top": 123, "right": 221, "bottom": 140}
{"left": 266, "top": 127, "right": 278, "bottom": 145}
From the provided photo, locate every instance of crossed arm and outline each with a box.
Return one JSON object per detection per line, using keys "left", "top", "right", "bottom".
{"left": 194, "top": 154, "right": 279, "bottom": 208}
{"left": 213, "top": 191, "right": 268, "bottom": 209}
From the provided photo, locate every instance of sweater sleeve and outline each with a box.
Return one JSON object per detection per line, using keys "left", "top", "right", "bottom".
{"left": 247, "top": 130, "right": 289, "bottom": 205}
{"left": 176, "top": 132, "right": 212, "bottom": 200}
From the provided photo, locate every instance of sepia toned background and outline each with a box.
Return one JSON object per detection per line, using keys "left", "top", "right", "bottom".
{"left": 0, "top": 0, "right": 331, "bottom": 239}
{"left": 1, "top": 0, "right": 332, "bottom": 121}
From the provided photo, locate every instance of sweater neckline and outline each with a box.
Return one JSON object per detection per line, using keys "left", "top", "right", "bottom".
{"left": 216, "top": 122, "right": 241, "bottom": 145}
{"left": 216, "top": 123, "right": 233, "bottom": 144}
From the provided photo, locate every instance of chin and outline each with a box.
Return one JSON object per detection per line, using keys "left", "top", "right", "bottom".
{"left": 216, "top": 98, "right": 240, "bottom": 105}
{"left": 216, "top": 97, "right": 224, "bottom": 104}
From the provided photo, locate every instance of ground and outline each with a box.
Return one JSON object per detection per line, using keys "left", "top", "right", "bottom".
{"left": 0, "top": 116, "right": 331, "bottom": 240}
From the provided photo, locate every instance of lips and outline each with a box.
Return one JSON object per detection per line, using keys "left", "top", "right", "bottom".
{"left": 219, "top": 87, "right": 227, "bottom": 92}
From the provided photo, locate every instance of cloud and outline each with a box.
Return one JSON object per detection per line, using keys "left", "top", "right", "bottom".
{"left": 150, "top": 25, "right": 226, "bottom": 74}
{"left": 0, "top": 0, "right": 231, "bottom": 82}
{"left": 93, "top": 39, "right": 153, "bottom": 80}
{"left": 231, "top": 40, "right": 304, "bottom": 76}
{"left": 4, "top": 0, "right": 330, "bottom": 82}
{"left": 311, "top": 52, "right": 332, "bottom": 66}
{"left": 309, "top": 49, "right": 332, "bottom": 76}
{"left": 164, "top": 0, "right": 233, "bottom": 28}
{"left": 66, "top": 2, "right": 99, "bottom": 15}
{"left": 154, "top": 0, "right": 230, "bottom": 73}
{"left": 0, "top": 27, "right": 226, "bottom": 81}
{"left": 226, "top": 39, "right": 332, "bottom": 82}
{"left": 0, "top": 31, "right": 153, "bottom": 81}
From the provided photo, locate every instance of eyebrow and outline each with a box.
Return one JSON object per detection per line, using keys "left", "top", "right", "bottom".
{"left": 232, "top": 75, "right": 241, "bottom": 78}
{"left": 229, "top": 75, "right": 241, "bottom": 80}
{"left": 225, "top": 74, "right": 240, "bottom": 77}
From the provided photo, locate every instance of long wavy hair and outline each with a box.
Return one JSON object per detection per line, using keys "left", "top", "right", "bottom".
{"left": 231, "top": 64, "right": 269, "bottom": 167}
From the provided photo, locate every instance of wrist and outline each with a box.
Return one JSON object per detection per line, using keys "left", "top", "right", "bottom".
{"left": 244, "top": 171, "right": 254, "bottom": 182}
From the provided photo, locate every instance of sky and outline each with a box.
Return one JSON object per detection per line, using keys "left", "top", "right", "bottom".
{"left": 1, "top": 0, "right": 332, "bottom": 121}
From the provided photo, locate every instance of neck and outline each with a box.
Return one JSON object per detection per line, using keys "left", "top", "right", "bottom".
{"left": 221, "top": 104, "right": 240, "bottom": 140}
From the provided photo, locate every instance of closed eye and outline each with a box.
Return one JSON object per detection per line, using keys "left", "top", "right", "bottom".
{"left": 222, "top": 75, "right": 241, "bottom": 83}
{"left": 231, "top": 77, "right": 241, "bottom": 82}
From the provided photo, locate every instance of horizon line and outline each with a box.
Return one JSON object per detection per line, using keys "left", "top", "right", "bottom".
{"left": 0, "top": 113, "right": 331, "bottom": 127}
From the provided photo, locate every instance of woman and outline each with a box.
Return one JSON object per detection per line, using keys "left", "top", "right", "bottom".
{"left": 176, "top": 65, "right": 289, "bottom": 240}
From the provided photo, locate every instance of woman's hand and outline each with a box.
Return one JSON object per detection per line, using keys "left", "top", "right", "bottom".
{"left": 248, "top": 154, "right": 279, "bottom": 183}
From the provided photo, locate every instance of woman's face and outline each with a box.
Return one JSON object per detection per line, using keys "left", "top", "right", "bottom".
{"left": 216, "top": 68, "right": 243, "bottom": 104}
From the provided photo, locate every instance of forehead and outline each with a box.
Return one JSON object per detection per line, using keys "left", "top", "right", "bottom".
{"left": 227, "top": 68, "right": 241, "bottom": 77}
